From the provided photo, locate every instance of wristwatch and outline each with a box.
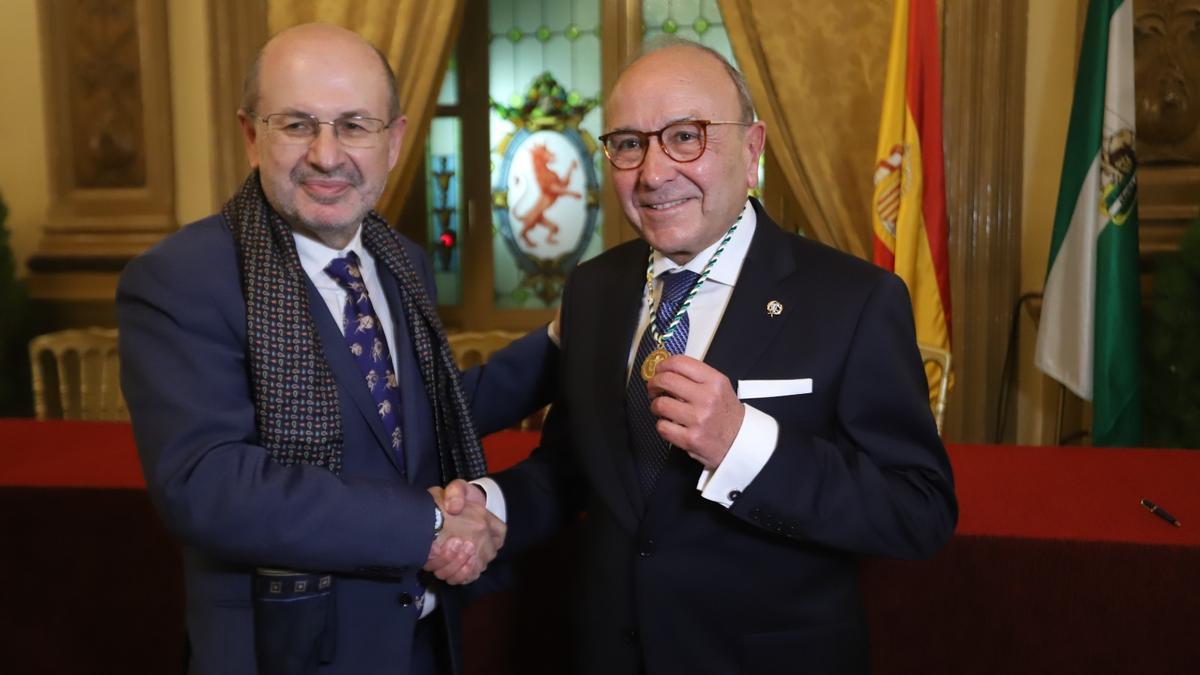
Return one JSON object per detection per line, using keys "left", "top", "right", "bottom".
{"left": 433, "top": 506, "right": 445, "bottom": 535}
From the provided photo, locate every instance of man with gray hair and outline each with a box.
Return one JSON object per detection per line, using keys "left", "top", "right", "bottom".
{"left": 446, "top": 38, "right": 957, "bottom": 674}
{"left": 118, "top": 23, "right": 555, "bottom": 675}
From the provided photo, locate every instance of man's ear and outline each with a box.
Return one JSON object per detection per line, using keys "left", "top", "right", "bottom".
{"left": 744, "top": 120, "right": 766, "bottom": 189}
{"left": 387, "top": 115, "right": 408, "bottom": 170}
{"left": 237, "top": 109, "right": 261, "bottom": 169}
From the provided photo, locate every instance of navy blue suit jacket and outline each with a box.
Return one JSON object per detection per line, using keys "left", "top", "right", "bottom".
{"left": 117, "top": 215, "right": 556, "bottom": 675}
{"left": 494, "top": 202, "right": 957, "bottom": 675}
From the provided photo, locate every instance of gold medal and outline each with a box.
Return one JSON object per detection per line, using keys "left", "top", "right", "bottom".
{"left": 635, "top": 213, "right": 743, "bottom": 383}
{"left": 641, "top": 348, "right": 670, "bottom": 381}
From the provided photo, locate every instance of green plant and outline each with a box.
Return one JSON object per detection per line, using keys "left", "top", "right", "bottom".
{"left": 0, "top": 191, "right": 34, "bottom": 416}
{"left": 1143, "top": 219, "right": 1200, "bottom": 448}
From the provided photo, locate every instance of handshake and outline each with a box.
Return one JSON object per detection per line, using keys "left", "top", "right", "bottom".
{"left": 423, "top": 480, "right": 505, "bottom": 586}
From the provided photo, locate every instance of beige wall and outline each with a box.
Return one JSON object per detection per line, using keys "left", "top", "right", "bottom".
{"left": 0, "top": 0, "right": 49, "bottom": 279}
{"left": 1017, "top": 1, "right": 1081, "bottom": 443}
{"left": 0, "top": 0, "right": 219, "bottom": 280}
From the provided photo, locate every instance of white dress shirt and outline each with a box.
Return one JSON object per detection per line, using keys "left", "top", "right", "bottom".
{"left": 293, "top": 227, "right": 400, "bottom": 375}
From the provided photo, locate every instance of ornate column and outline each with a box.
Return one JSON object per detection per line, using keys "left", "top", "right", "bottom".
{"left": 207, "top": 0, "right": 268, "bottom": 206}
{"left": 28, "top": 0, "right": 175, "bottom": 302}
{"left": 941, "top": 0, "right": 1028, "bottom": 441}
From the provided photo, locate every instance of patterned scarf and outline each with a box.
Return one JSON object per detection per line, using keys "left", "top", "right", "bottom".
{"left": 221, "top": 170, "right": 486, "bottom": 481}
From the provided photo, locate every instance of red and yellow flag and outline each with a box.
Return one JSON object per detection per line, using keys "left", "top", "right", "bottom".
{"left": 872, "top": 0, "right": 952, "bottom": 399}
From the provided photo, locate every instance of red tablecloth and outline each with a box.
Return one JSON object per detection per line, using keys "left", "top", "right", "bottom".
{"left": 0, "top": 420, "right": 534, "bottom": 489}
{"left": 3, "top": 419, "right": 1200, "bottom": 675}
{"left": 0, "top": 420, "right": 142, "bottom": 488}
{"left": 4, "top": 419, "right": 1198, "bottom": 546}
{"left": 950, "top": 442, "right": 1200, "bottom": 545}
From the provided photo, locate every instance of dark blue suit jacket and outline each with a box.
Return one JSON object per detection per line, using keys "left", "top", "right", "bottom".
{"left": 494, "top": 202, "right": 957, "bottom": 675}
{"left": 117, "top": 215, "right": 555, "bottom": 675}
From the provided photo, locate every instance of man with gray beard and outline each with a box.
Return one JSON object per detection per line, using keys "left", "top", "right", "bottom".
{"left": 117, "top": 23, "right": 555, "bottom": 675}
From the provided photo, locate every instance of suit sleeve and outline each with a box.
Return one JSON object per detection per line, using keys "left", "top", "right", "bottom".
{"left": 117, "top": 241, "right": 436, "bottom": 576}
{"left": 727, "top": 273, "right": 957, "bottom": 559}
{"left": 460, "top": 329, "right": 558, "bottom": 436}
{"left": 484, "top": 275, "right": 586, "bottom": 555}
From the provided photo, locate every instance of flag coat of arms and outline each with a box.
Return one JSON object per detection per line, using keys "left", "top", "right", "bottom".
{"left": 871, "top": 0, "right": 952, "bottom": 404}
{"left": 1035, "top": 0, "right": 1141, "bottom": 447}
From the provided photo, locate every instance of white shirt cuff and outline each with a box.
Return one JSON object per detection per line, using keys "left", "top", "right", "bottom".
{"left": 696, "top": 404, "right": 778, "bottom": 507}
{"left": 471, "top": 477, "right": 507, "bottom": 523}
{"left": 420, "top": 590, "right": 438, "bottom": 619}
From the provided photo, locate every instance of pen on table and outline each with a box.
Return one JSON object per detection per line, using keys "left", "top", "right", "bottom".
{"left": 1140, "top": 498, "right": 1182, "bottom": 527}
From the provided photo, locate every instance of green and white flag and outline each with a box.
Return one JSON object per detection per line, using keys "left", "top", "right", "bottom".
{"left": 1036, "top": 0, "right": 1141, "bottom": 446}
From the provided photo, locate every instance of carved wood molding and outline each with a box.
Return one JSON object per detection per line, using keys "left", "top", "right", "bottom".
{"left": 942, "top": 0, "right": 1028, "bottom": 442}
{"left": 30, "top": 0, "right": 177, "bottom": 298}
{"left": 1134, "top": 0, "right": 1198, "bottom": 265}
{"left": 207, "top": 0, "right": 268, "bottom": 208}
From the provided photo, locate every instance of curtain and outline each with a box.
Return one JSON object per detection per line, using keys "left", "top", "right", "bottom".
{"left": 719, "top": 0, "right": 894, "bottom": 259}
{"left": 268, "top": 0, "right": 466, "bottom": 224}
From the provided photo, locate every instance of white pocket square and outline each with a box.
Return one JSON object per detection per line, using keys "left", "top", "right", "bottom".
{"left": 737, "top": 378, "right": 813, "bottom": 399}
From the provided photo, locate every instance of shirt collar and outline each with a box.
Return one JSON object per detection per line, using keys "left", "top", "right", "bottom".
{"left": 292, "top": 225, "right": 372, "bottom": 287}
{"left": 650, "top": 200, "right": 756, "bottom": 286}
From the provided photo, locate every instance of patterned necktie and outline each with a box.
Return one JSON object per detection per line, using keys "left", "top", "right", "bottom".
{"left": 627, "top": 269, "right": 700, "bottom": 495}
{"left": 325, "top": 251, "right": 405, "bottom": 472}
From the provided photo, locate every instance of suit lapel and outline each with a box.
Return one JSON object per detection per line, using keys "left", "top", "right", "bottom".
{"left": 305, "top": 280, "right": 405, "bottom": 477}
{"left": 702, "top": 205, "right": 798, "bottom": 386}
{"left": 590, "top": 241, "right": 653, "bottom": 520}
{"left": 376, "top": 268, "right": 431, "bottom": 483}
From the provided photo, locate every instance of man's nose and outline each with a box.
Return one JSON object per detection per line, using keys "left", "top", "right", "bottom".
{"left": 637, "top": 138, "right": 677, "bottom": 188}
{"left": 306, "top": 123, "right": 344, "bottom": 169}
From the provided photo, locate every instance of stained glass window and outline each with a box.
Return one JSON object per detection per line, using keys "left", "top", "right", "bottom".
{"left": 489, "top": 0, "right": 604, "bottom": 309}
{"left": 426, "top": 116, "right": 462, "bottom": 306}
{"left": 642, "top": 0, "right": 735, "bottom": 62}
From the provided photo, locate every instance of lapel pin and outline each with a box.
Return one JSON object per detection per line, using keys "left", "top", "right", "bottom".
{"left": 766, "top": 300, "right": 783, "bottom": 317}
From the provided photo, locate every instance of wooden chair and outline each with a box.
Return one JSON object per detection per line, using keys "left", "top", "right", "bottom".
{"left": 29, "top": 328, "right": 127, "bottom": 421}
{"left": 918, "top": 343, "right": 952, "bottom": 435}
{"left": 447, "top": 330, "right": 526, "bottom": 369}
{"left": 447, "top": 330, "right": 547, "bottom": 430}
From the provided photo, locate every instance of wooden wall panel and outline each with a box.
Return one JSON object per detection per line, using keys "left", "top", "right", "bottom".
{"left": 29, "top": 0, "right": 175, "bottom": 301}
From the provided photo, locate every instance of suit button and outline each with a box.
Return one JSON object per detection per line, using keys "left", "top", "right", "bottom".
{"left": 397, "top": 592, "right": 413, "bottom": 607}
{"left": 625, "top": 628, "right": 638, "bottom": 641}
{"left": 728, "top": 489, "right": 741, "bottom": 501}
{"left": 639, "top": 539, "right": 656, "bottom": 558}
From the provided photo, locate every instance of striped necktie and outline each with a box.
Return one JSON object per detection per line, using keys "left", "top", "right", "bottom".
{"left": 626, "top": 269, "right": 700, "bottom": 495}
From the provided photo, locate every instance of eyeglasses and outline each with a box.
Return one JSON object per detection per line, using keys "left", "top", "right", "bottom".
{"left": 598, "top": 119, "right": 753, "bottom": 169}
{"left": 254, "top": 112, "right": 391, "bottom": 149}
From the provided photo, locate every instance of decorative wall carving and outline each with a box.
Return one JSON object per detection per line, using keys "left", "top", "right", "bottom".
{"left": 1133, "top": 0, "right": 1199, "bottom": 260}
{"left": 30, "top": 0, "right": 175, "bottom": 301}
{"left": 1135, "top": 0, "right": 1200, "bottom": 163}
{"left": 69, "top": 0, "right": 147, "bottom": 189}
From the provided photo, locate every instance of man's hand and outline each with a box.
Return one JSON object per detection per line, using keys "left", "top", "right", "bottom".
{"left": 647, "top": 355, "right": 745, "bottom": 470}
{"left": 438, "top": 478, "right": 487, "bottom": 515}
{"left": 550, "top": 307, "right": 563, "bottom": 346}
{"left": 424, "top": 481, "right": 503, "bottom": 585}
